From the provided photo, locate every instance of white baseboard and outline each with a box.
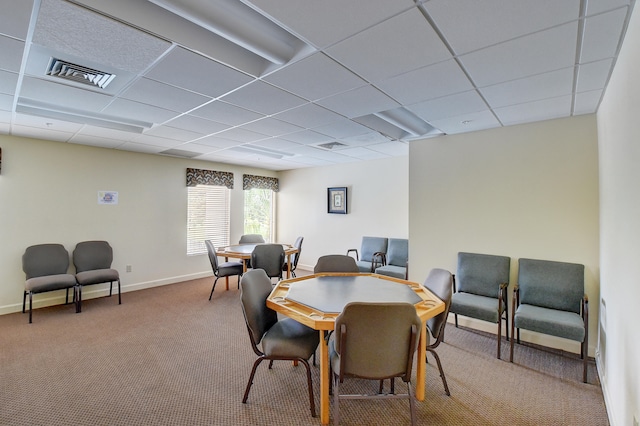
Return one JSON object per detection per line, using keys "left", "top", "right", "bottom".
{"left": 0, "top": 271, "right": 212, "bottom": 316}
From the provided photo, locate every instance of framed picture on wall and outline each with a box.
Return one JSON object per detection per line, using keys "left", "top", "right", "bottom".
{"left": 328, "top": 187, "right": 347, "bottom": 214}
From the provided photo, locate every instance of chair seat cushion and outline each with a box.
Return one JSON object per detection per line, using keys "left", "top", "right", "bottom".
{"left": 450, "top": 292, "right": 501, "bottom": 323}
{"left": 76, "top": 269, "right": 119, "bottom": 286}
{"left": 355, "top": 260, "right": 373, "bottom": 273}
{"left": 25, "top": 274, "right": 77, "bottom": 293}
{"left": 262, "top": 318, "right": 319, "bottom": 359}
{"left": 514, "top": 304, "right": 585, "bottom": 342}
{"left": 375, "top": 265, "right": 406, "bottom": 279}
{"left": 218, "top": 261, "right": 243, "bottom": 276}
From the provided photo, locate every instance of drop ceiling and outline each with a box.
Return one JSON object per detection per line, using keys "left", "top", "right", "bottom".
{"left": 0, "top": 0, "right": 634, "bottom": 171}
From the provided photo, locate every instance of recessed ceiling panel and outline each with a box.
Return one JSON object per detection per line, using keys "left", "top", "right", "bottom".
{"left": 0, "top": 0, "right": 33, "bottom": 39}
{"left": 121, "top": 78, "right": 211, "bottom": 112}
{"left": 103, "top": 98, "right": 179, "bottom": 124}
{"left": 312, "top": 117, "right": 372, "bottom": 139}
{"left": 273, "top": 103, "right": 343, "bottom": 128}
{"left": 164, "top": 114, "right": 230, "bottom": 134}
{"left": 480, "top": 68, "right": 575, "bottom": 109}
{"left": 407, "top": 90, "right": 488, "bottom": 122}
{"left": 240, "top": 117, "right": 304, "bottom": 137}
{"left": 0, "top": 36, "right": 26, "bottom": 73}
{"left": 0, "top": 70, "right": 18, "bottom": 95}
{"left": 574, "top": 90, "right": 603, "bottom": 114}
{"left": 576, "top": 59, "right": 614, "bottom": 92}
{"left": 190, "top": 101, "right": 264, "bottom": 126}
{"left": 220, "top": 80, "right": 306, "bottom": 115}
{"left": 248, "top": 0, "right": 413, "bottom": 48}
{"left": 424, "top": 0, "right": 580, "bottom": 55}
{"left": 146, "top": 46, "right": 254, "bottom": 97}
{"left": 326, "top": 9, "right": 451, "bottom": 82}
{"left": 459, "top": 22, "right": 578, "bottom": 87}
{"left": 581, "top": 8, "right": 628, "bottom": 63}
{"left": 377, "top": 59, "right": 473, "bottom": 105}
{"left": 316, "top": 85, "right": 399, "bottom": 118}
{"left": 493, "top": 95, "right": 573, "bottom": 126}
{"left": 264, "top": 53, "right": 367, "bottom": 101}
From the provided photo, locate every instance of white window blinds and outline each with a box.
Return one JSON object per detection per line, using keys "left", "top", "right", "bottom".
{"left": 187, "top": 185, "right": 230, "bottom": 255}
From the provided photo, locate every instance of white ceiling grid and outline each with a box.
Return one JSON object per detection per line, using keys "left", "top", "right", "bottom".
{"left": 0, "top": 0, "right": 635, "bottom": 170}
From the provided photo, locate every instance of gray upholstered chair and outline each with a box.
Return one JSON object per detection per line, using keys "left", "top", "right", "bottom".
{"left": 73, "top": 240, "right": 121, "bottom": 312}
{"left": 423, "top": 268, "right": 454, "bottom": 396}
{"left": 329, "top": 302, "right": 421, "bottom": 426}
{"left": 510, "top": 258, "right": 588, "bottom": 382}
{"left": 205, "top": 240, "right": 243, "bottom": 300}
{"left": 239, "top": 233, "right": 265, "bottom": 269}
{"left": 239, "top": 234, "right": 265, "bottom": 244}
{"left": 375, "top": 238, "right": 408, "bottom": 279}
{"left": 313, "top": 254, "right": 359, "bottom": 273}
{"left": 283, "top": 236, "right": 303, "bottom": 278}
{"left": 347, "top": 236, "right": 388, "bottom": 273}
{"left": 450, "top": 252, "right": 511, "bottom": 358}
{"left": 22, "top": 243, "right": 79, "bottom": 323}
{"left": 251, "top": 243, "right": 285, "bottom": 281}
{"left": 239, "top": 269, "right": 319, "bottom": 417}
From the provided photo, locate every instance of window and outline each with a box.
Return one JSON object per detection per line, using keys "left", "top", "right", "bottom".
{"left": 244, "top": 188, "right": 275, "bottom": 242}
{"left": 187, "top": 185, "right": 230, "bottom": 255}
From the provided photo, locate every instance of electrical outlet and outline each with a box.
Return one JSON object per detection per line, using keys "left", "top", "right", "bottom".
{"left": 126, "top": 265, "right": 132, "bottom": 273}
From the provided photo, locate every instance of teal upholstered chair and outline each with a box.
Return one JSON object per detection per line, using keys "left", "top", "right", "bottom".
{"left": 347, "top": 236, "right": 388, "bottom": 273}
{"left": 510, "top": 258, "right": 588, "bottom": 382}
{"left": 375, "top": 238, "right": 408, "bottom": 279}
{"left": 449, "top": 252, "right": 511, "bottom": 358}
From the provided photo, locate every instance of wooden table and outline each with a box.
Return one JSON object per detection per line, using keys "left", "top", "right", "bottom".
{"left": 266, "top": 273, "right": 445, "bottom": 425}
{"left": 215, "top": 243, "right": 298, "bottom": 290}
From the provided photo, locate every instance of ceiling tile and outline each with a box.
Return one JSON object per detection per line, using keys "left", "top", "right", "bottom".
{"left": 316, "top": 85, "right": 399, "bottom": 118}
{"left": 240, "top": 117, "right": 304, "bottom": 137}
{"left": 214, "top": 127, "right": 270, "bottom": 143}
{"left": 480, "top": 67, "right": 575, "bottom": 108}
{"left": 0, "top": 0, "right": 32, "bottom": 39}
{"left": 0, "top": 70, "right": 18, "bottom": 95}
{"left": 144, "top": 125, "right": 204, "bottom": 142}
{"left": 377, "top": 59, "right": 473, "bottom": 105}
{"left": 459, "top": 22, "right": 579, "bottom": 87}
{"left": 190, "top": 101, "right": 264, "bottom": 126}
{"left": 121, "top": 78, "right": 211, "bottom": 113}
{"left": 338, "top": 146, "right": 388, "bottom": 160}
{"left": 0, "top": 93, "right": 13, "bottom": 111}
{"left": 220, "top": 80, "right": 306, "bottom": 115}
{"left": 103, "top": 98, "right": 179, "bottom": 125}
{"left": 493, "top": 95, "right": 573, "bottom": 126}
{"left": 424, "top": 0, "right": 580, "bottom": 54}
{"left": 429, "top": 110, "right": 501, "bottom": 134}
{"left": 574, "top": 90, "right": 603, "bottom": 115}
{"left": 248, "top": 0, "right": 413, "bottom": 48}
{"left": 279, "top": 129, "right": 334, "bottom": 145}
{"left": 164, "top": 114, "right": 230, "bottom": 134}
{"left": 0, "top": 36, "right": 26, "bottom": 73}
{"left": 577, "top": 59, "right": 614, "bottom": 92}
{"left": 19, "top": 76, "right": 113, "bottom": 112}
{"left": 146, "top": 47, "right": 253, "bottom": 97}
{"left": 581, "top": 8, "right": 628, "bottom": 63}
{"left": 326, "top": 9, "right": 451, "bottom": 82}
{"left": 273, "top": 103, "right": 343, "bottom": 128}
{"left": 407, "top": 90, "right": 488, "bottom": 122}
{"left": 312, "top": 117, "right": 372, "bottom": 138}
{"left": 586, "top": 0, "right": 630, "bottom": 16}
{"left": 68, "top": 134, "right": 124, "bottom": 149}
{"left": 264, "top": 53, "right": 367, "bottom": 101}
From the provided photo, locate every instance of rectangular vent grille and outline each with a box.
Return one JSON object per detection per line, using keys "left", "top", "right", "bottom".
{"left": 46, "top": 58, "right": 116, "bottom": 89}
{"left": 318, "top": 141, "right": 347, "bottom": 150}
{"left": 159, "top": 149, "right": 201, "bottom": 158}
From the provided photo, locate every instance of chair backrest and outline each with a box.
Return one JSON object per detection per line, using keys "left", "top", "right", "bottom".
{"left": 360, "top": 237, "right": 388, "bottom": 262}
{"left": 423, "top": 268, "right": 453, "bottom": 340}
{"left": 386, "top": 238, "right": 408, "bottom": 267}
{"left": 23, "top": 244, "right": 70, "bottom": 279}
{"left": 334, "top": 302, "right": 421, "bottom": 380}
{"left": 73, "top": 241, "right": 113, "bottom": 273}
{"left": 251, "top": 244, "right": 285, "bottom": 278}
{"left": 239, "top": 234, "right": 266, "bottom": 244}
{"left": 291, "top": 236, "right": 304, "bottom": 268}
{"left": 456, "top": 252, "right": 510, "bottom": 298}
{"left": 518, "top": 258, "right": 584, "bottom": 314}
{"left": 314, "top": 255, "right": 359, "bottom": 273}
{"left": 240, "top": 269, "right": 278, "bottom": 348}
{"left": 204, "top": 240, "right": 219, "bottom": 272}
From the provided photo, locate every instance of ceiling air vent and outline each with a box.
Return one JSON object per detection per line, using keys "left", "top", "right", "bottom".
{"left": 318, "top": 141, "right": 347, "bottom": 150}
{"left": 46, "top": 58, "right": 116, "bottom": 89}
{"left": 159, "top": 149, "right": 201, "bottom": 158}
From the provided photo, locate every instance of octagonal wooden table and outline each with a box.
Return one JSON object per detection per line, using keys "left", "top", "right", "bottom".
{"left": 266, "top": 273, "right": 445, "bottom": 425}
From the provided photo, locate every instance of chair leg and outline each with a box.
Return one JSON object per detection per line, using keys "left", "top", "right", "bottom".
{"left": 22, "top": 291, "right": 27, "bottom": 313}
{"left": 427, "top": 348, "right": 450, "bottom": 396}
{"left": 300, "top": 358, "right": 316, "bottom": 417}
{"left": 208, "top": 277, "right": 220, "bottom": 301}
{"left": 29, "top": 291, "right": 33, "bottom": 324}
{"left": 65, "top": 288, "right": 69, "bottom": 304}
{"left": 454, "top": 313, "right": 458, "bottom": 328}
{"left": 117, "top": 279, "right": 121, "bottom": 304}
{"left": 509, "top": 324, "right": 516, "bottom": 362}
{"left": 497, "top": 316, "right": 502, "bottom": 359}
{"left": 333, "top": 374, "right": 341, "bottom": 426}
{"left": 407, "top": 381, "right": 417, "bottom": 426}
{"left": 77, "top": 286, "right": 83, "bottom": 313}
{"left": 75, "top": 286, "right": 80, "bottom": 313}
{"left": 242, "top": 357, "right": 265, "bottom": 403}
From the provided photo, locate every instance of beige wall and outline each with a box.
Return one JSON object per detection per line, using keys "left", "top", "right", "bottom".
{"left": 277, "top": 156, "right": 408, "bottom": 270}
{"left": 408, "top": 115, "right": 600, "bottom": 355}
{"left": 596, "top": 2, "right": 640, "bottom": 424}
{"left": 0, "top": 135, "right": 275, "bottom": 314}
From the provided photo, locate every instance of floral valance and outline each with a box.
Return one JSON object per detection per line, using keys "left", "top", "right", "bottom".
{"left": 243, "top": 174, "right": 279, "bottom": 192}
{"left": 186, "top": 168, "right": 234, "bottom": 189}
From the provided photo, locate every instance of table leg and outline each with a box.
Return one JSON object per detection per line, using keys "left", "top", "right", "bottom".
{"left": 416, "top": 322, "right": 427, "bottom": 401}
{"left": 320, "top": 330, "right": 330, "bottom": 424}
{"left": 286, "top": 253, "right": 292, "bottom": 278}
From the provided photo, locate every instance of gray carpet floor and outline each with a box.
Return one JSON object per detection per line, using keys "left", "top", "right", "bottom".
{"left": 0, "top": 275, "right": 608, "bottom": 425}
